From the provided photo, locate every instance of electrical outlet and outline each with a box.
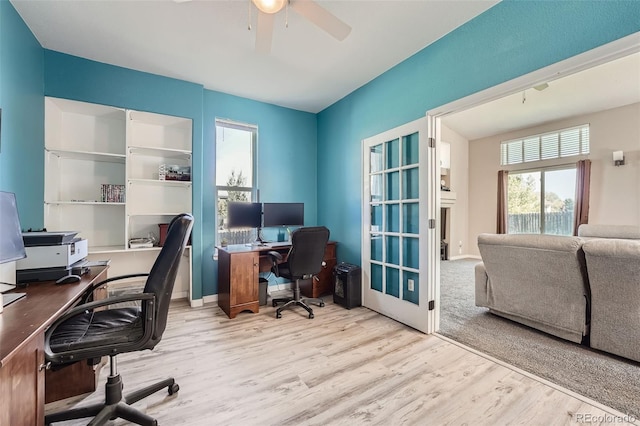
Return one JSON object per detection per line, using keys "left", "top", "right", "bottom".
{"left": 408, "top": 279, "right": 414, "bottom": 292}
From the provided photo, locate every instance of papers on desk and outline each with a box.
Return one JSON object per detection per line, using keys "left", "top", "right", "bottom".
{"left": 84, "top": 259, "right": 111, "bottom": 267}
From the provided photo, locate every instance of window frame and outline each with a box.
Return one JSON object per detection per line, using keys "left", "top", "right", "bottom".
{"left": 215, "top": 118, "right": 258, "bottom": 246}
{"left": 507, "top": 163, "right": 577, "bottom": 235}
{"left": 501, "top": 124, "right": 590, "bottom": 166}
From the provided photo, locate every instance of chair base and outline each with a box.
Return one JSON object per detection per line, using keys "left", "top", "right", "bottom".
{"left": 273, "top": 280, "right": 324, "bottom": 319}
{"left": 45, "top": 372, "right": 179, "bottom": 426}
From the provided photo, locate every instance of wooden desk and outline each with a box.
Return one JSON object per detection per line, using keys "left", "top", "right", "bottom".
{"left": 0, "top": 266, "right": 108, "bottom": 426}
{"left": 217, "top": 242, "right": 337, "bottom": 319}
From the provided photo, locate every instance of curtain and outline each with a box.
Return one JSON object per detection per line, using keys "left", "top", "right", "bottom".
{"left": 497, "top": 170, "right": 509, "bottom": 234}
{"left": 573, "top": 159, "right": 591, "bottom": 236}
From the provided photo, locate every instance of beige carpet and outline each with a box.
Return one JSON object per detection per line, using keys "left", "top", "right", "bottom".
{"left": 438, "top": 258, "right": 640, "bottom": 419}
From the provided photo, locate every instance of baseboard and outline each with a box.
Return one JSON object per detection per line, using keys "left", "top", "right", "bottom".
{"left": 188, "top": 284, "right": 289, "bottom": 308}
{"left": 446, "top": 255, "right": 481, "bottom": 261}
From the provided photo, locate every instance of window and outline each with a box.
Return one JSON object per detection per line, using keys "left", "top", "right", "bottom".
{"left": 215, "top": 119, "right": 257, "bottom": 245}
{"left": 501, "top": 125, "right": 589, "bottom": 166}
{"left": 507, "top": 166, "right": 576, "bottom": 235}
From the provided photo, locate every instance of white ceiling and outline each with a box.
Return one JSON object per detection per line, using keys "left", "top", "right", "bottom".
{"left": 11, "top": 0, "right": 498, "bottom": 113}
{"left": 442, "top": 51, "right": 640, "bottom": 141}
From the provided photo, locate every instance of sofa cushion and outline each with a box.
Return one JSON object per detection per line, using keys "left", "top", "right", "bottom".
{"left": 578, "top": 224, "right": 640, "bottom": 239}
{"left": 583, "top": 238, "right": 640, "bottom": 362}
{"left": 477, "top": 233, "right": 589, "bottom": 343}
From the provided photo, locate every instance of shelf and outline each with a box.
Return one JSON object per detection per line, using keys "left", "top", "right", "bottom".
{"left": 128, "top": 110, "right": 190, "bottom": 126}
{"left": 89, "top": 245, "right": 127, "bottom": 254}
{"left": 46, "top": 201, "right": 126, "bottom": 206}
{"left": 128, "top": 212, "right": 187, "bottom": 217}
{"left": 128, "top": 178, "right": 192, "bottom": 187}
{"left": 128, "top": 146, "right": 191, "bottom": 160}
{"left": 46, "top": 148, "right": 126, "bottom": 163}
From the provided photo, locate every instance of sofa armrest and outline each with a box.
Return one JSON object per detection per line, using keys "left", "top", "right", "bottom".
{"left": 475, "top": 262, "right": 489, "bottom": 307}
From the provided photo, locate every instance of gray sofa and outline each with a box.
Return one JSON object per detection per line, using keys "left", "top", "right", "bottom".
{"left": 475, "top": 224, "right": 640, "bottom": 362}
{"left": 583, "top": 238, "right": 640, "bottom": 362}
{"left": 475, "top": 233, "right": 590, "bottom": 344}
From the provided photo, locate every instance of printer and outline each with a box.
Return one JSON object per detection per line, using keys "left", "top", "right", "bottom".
{"left": 16, "top": 231, "right": 89, "bottom": 283}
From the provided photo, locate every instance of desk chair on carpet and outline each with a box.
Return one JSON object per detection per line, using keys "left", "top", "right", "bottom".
{"left": 268, "top": 226, "right": 330, "bottom": 319}
{"left": 44, "top": 213, "right": 194, "bottom": 426}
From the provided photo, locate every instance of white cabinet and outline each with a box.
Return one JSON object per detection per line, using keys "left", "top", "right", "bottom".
{"left": 44, "top": 97, "right": 193, "bottom": 300}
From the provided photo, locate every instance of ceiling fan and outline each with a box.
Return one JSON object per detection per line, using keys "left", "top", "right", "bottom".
{"left": 251, "top": 0, "right": 352, "bottom": 53}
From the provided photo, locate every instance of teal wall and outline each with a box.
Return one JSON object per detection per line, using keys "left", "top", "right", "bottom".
{"left": 0, "top": 0, "right": 44, "bottom": 229}
{"left": 317, "top": 0, "right": 640, "bottom": 264}
{"left": 203, "top": 90, "right": 317, "bottom": 294}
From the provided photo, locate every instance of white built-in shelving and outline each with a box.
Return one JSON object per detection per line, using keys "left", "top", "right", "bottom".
{"left": 44, "top": 97, "right": 193, "bottom": 300}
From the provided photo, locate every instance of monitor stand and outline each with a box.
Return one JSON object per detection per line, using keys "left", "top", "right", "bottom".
{"left": 254, "top": 227, "right": 267, "bottom": 246}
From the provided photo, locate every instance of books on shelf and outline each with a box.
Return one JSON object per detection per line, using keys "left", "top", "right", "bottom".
{"left": 101, "top": 184, "right": 125, "bottom": 203}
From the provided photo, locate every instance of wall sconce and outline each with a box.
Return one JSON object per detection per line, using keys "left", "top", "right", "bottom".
{"left": 613, "top": 150, "right": 625, "bottom": 166}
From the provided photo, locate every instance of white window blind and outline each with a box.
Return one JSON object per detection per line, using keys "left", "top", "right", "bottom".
{"left": 500, "top": 125, "right": 589, "bottom": 166}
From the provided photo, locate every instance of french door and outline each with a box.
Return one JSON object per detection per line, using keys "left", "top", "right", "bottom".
{"left": 361, "top": 117, "right": 438, "bottom": 333}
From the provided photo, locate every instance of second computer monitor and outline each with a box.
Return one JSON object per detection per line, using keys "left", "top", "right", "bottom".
{"left": 262, "top": 203, "right": 304, "bottom": 227}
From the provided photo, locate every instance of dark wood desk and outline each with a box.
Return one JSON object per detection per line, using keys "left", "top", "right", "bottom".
{"left": 217, "top": 242, "right": 337, "bottom": 319}
{"left": 0, "top": 266, "right": 108, "bottom": 426}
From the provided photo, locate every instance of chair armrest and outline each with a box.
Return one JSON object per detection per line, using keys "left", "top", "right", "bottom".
{"left": 267, "top": 251, "right": 283, "bottom": 261}
{"left": 79, "top": 273, "right": 150, "bottom": 304}
{"left": 267, "top": 251, "right": 283, "bottom": 276}
{"left": 44, "top": 293, "right": 156, "bottom": 363}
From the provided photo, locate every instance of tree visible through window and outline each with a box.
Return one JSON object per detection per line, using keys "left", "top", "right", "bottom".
{"left": 215, "top": 120, "right": 257, "bottom": 245}
{"left": 508, "top": 167, "right": 576, "bottom": 235}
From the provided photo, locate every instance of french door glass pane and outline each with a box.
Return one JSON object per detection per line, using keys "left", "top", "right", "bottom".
{"left": 371, "top": 235, "right": 383, "bottom": 262}
{"left": 370, "top": 144, "right": 383, "bottom": 173}
{"left": 385, "top": 204, "right": 399, "bottom": 232}
{"left": 371, "top": 204, "right": 382, "bottom": 231}
{"left": 386, "top": 139, "right": 399, "bottom": 169}
{"left": 371, "top": 264, "right": 383, "bottom": 292}
{"left": 385, "top": 267, "right": 400, "bottom": 298}
{"left": 403, "top": 237, "right": 419, "bottom": 269}
{"left": 386, "top": 171, "right": 399, "bottom": 200}
{"left": 371, "top": 174, "right": 383, "bottom": 202}
{"left": 386, "top": 236, "right": 400, "bottom": 265}
{"left": 403, "top": 203, "right": 419, "bottom": 234}
{"left": 403, "top": 271, "right": 419, "bottom": 304}
{"left": 402, "top": 168, "right": 419, "bottom": 199}
{"left": 402, "top": 133, "right": 419, "bottom": 166}
{"left": 544, "top": 168, "right": 576, "bottom": 235}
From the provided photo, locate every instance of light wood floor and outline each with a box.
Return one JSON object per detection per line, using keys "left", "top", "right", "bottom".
{"left": 46, "top": 296, "right": 636, "bottom": 425}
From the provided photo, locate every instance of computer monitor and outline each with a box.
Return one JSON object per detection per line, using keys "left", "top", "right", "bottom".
{"left": 262, "top": 203, "right": 304, "bottom": 227}
{"left": 226, "top": 202, "right": 262, "bottom": 229}
{"left": 0, "top": 191, "right": 26, "bottom": 265}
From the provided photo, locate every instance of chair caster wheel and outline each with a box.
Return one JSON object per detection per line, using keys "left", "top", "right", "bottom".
{"left": 276, "top": 312, "right": 282, "bottom": 319}
{"left": 309, "top": 313, "right": 314, "bottom": 319}
{"left": 319, "top": 302, "right": 325, "bottom": 307}
{"left": 168, "top": 383, "right": 180, "bottom": 395}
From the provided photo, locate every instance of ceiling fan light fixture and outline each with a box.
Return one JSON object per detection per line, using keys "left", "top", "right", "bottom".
{"left": 533, "top": 83, "right": 549, "bottom": 91}
{"left": 252, "top": 0, "right": 287, "bottom": 14}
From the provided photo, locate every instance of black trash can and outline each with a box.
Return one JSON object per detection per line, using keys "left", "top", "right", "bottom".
{"left": 259, "top": 278, "right": 268, "bottom": 306}
{"left": 333, "top": 263, "right": 361, "bottom": 309}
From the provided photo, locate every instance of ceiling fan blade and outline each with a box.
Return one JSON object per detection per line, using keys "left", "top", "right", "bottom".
{"left": 255, "top": 11, "right": 275, "bottom": 54}
{"left": 290, "top": 0, "right": 351, "bottom": 41}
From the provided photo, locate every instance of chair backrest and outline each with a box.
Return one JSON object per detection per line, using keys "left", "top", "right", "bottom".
{"left": 143, "top": 213, "right": 194, "bottom": 343}
{"left": 287, "top": 226, "right": 330, "bottom": 279}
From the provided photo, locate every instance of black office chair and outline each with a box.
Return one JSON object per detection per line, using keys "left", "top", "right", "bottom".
{"left": 44, "top": 213, "right": 194, "bottom": 426}
{"left": 268, "top": 226, "right": 330, "bottom": 319}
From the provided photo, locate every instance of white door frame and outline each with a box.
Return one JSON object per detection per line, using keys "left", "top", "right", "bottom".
{"left": 427, "top": 32, "right": 638, "bottom": 332}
